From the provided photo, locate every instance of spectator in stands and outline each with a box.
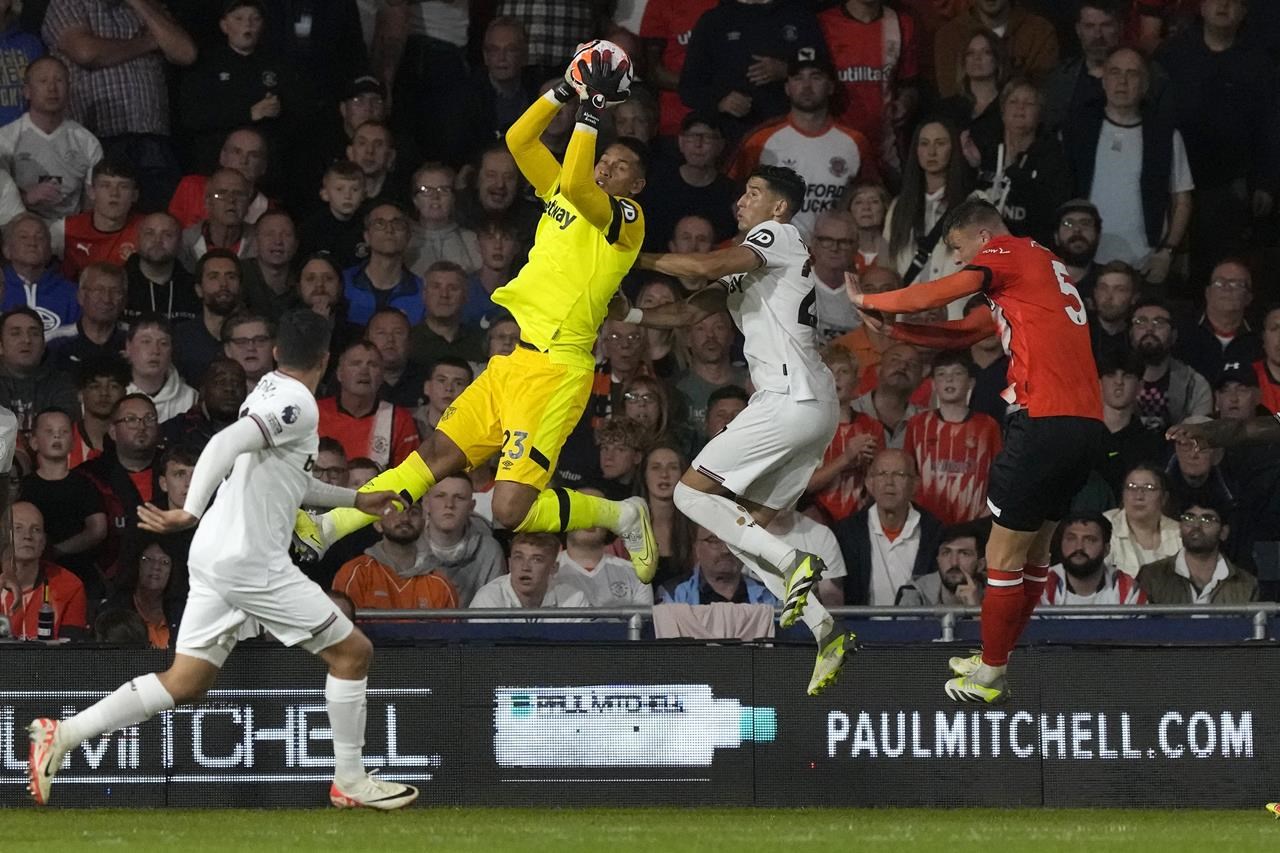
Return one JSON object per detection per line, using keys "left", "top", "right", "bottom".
{"left": 179, "top": 168, "right": 256, "bottom": 272}
{"left": 470, "top": 531, "right": 586, "bottom": 613}
{"left": 161, "top": 356, "right": 246, "bottom": 453}
{"left": 833, "top": 265, "right": 901, "bottom": 391}
{"left": 676, "top": 310, "right": 748, "bottom": 442}
{"left": 731, "top": 58, "right": 877, "bottom": 237}
{"left": 0, "top": 306, "right": 79, "bottom": 430}
{"left": 485, "top": 314, "right": 520, "bottom": 361}
{"left": 613, "top": 90, "right": 658, "bottom": 145}
{"left": 1138, "top": 498, "right": 1257, "bottom": 603}
{"left": 1214, "top": 362, "right": 1261, "bottom": 422}
{"left": 177, "top": 0, "right": 298, "bottom": 173}
{"left": 407, "top": 162, "right": 481, "bottom": 277}
{"left": 1104, "top": 462, "right": 1180, "bottom": 578}
{"left": 46, "top": 262, "right": 128, "bottom": 371}
{"left": 78, "top": 392, "right": 161, "bottom": 543}
{"left": 1158, "top": 0, "right": 1280, "bottom": 283}
{"left": 416, "top": 474, "right": 506, "bottom": 607}
{"left": 298, "top": 160, "right": 367, "bottom": 271}
{"left": 632, "top": 279, "right": 683, "bottom": 378}
{"left": 42, "top": 0, "right": 196, "bottom": 211}
{"left": 1053, "top": 199, "right": 1102, "bottom": 303}
{"left": 640, "top": 442, "right": 695, "bottom": 586}
{"left": 1043, "top": 511, "right": 1146, "bottom": 605}
{"left": 768, "top": 508, "right": 850, "bottom": 605}
{"left": 51, "top": 158, "right": 140, "bottom": 281}
{"left": 1166, "top": 416, "right": 1237, "bottom": 517}
{"left": 0, "top": 56, "right": 100, "bottom": 222}
{"left": 1175, "top": 259, "right": 1261, "bottom": 383}
{"left": 1131, "top": 298, "right": 1211, "bottom": 431}
{"left": 168, "top": 127, "right": 272, "bottom": 229}
{"left": 885, "top": 120, "right": 972, "bottom": 289}
{"left": 894, "top": 521, "right": 986, "bottom": 606}
{"left": 638, "top": 114, "right": 737, "bottom": 249}
{"left": 938, "top": 29, "right": 1008, "bottom": 152}
{"left": 156, "top": 443, "right": 196, "bottom": 513}
{"left": 556, "top": 486, "right": 654, "bottom": 606}
{"left": 318, "top": 340, "right": 419, "bottom": 469}
{"left": 239, "top": 209, "right": 296, "bottom": 320}
{"left": 365, "top": 308, "right": 423, "bottom": 409}
{"left": 1097, "top": 351, "right": 1166, "bottom": 497}
{"left": 621, "top": 375, "right": 676, "bottom": 449}
{"left": 810, "top": 345, "right": 884, "bottom": 523}
{"left": 853, "top": 343, "right": 924, "bottom": 447}
{"left": 456, "top": 144, "right": 539, "bottom": 240}
{"left": 312, "top": 437, "right": 348, "bottom": 487}
{"left": 343, "top": 202, "right": 422, "bottom": 327}
{"left": 1089, "top": 260, "right": 1138, "bottom": 365}
{"left": 331, "top": 501, "right": 459, "bottom": 611}
{"left": 296, "top": 252, "right": 343, "bottom": 321}
{"left": 287, "top": 73, "right": 384, "bottom": 214}
{"left": 640, "top": 0, "right": 718, "bottom": 138}
{"left": 1253, "top": 306, "right": 1280, "bottom": 414}
{"left": 0, "top": 500, "right": 87, "bottom": 638}
{"left": 809, "top": 211, "right": 865, "bottom": 343}
{"left": 2, "top": 213, "right": 79, "bottom": 336}
{"left": 0, "top": 0, "right": 43, "bottom": 129}
{"left": 664, "top": 215, "right": 719, "bottom": 295}
{"left": 346, "top": 458, "right": 381, "bottom": 490}
{"left": 461, "top": 17, "right": 533, "bottom": 148}
{"left": 220, "top": 312, "right": 273, "bottom": 392}
{"left": 835, "top": 447, "right": 943, "bottom": 604}
{"left": 818, "top": 0, "right": 920, "bottom": 179}
{"left": 409, "top": 261, "right": 486, "bottom": 369}
{"left": 92, "top": 608, "right": 147, "bottom": 644}
{"left": 101, "top": 534, "right": 183, "bottom": 648}
{"left": 594, "top": 417, "right": 646, "bottom": 501}
{"left": 1042, "top": 0, "right": 1125, "bottom": 132}
{"left": 123, "top": 212, "right": 198, "bottom": 325}
{"left": 661, "top": 525, "right": 780, "bottom": 605}
{"left": 679, "top": 0, "right": 827, "bottom": 141}
{"left": 173, "top": 250, "right": 242, "bottom": 386}
{"left": 22, "top": 407, "right": 107, "bottom": 597}
{"left": 703, "top": 385, "right": 748, "bottom": 448}
{"left": 845, "top": 182, "right": 891, "bottom": 274}
{"left": 1063, "top": 47, "right": 1192, "bottom": 285}
{"left": 68, "top": 356, "right": 127, "bottom": 467}
{"left": 348, "top": 120, "right": 402, "bottom": 208}
{"left": 904, "top": 350, "right": 1002, "bottom": 525}
{"left": 415, "top": 356, "right": 473, "bottom": 436}
{"left": 124, "top": 316, "right": 196, "bottom": 423}
{"left": 463, "top": 220, "right": 519, "bottom": 328}
{"left": 933, "top": 0, "right": 1058, "bottom": 98}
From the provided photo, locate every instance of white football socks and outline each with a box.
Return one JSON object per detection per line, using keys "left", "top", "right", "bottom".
{"left": 673, "top": 483, "right": 797, "bottom": 569}
{"left": 326, "top": 674, "right": 368, "bottom": 787}
{"left": 57, "top": 672, "right": 175, "bottom": 746}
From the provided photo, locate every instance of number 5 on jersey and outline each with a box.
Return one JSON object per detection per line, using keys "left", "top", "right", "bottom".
{"left": 1052, "top": 260, "right": 1087, "bottom": 325}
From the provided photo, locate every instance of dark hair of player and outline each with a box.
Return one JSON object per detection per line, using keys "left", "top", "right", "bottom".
{"left": 274, "top": 309, "right": 333, "bottom": 372}
{"left": 611, "top": 136, "right": 650, "bottom": 179}
{"left": 941, "top": 198, "right": 1006, "bottom": 235}
{"left": 751, "top": 165, "right": 806, "bottom": 218}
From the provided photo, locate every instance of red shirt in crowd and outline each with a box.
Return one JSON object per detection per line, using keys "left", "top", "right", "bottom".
{"left": 57, "top": 211, "right": 141, "bottom": 280}
{"left": 814, "top": 412, "right": 887, "bottom": 522}
{"left": 67, "top": 421, "right": 104, "bottom": 469}
{"left": 640, "top": 0, "right": 719, "bottom": 137}
{"left": 317, "top": 397, "right": 420, "bottom": 469}
{"left": 904, "top": 408, "right": 1003, "bottom": 525}
{"left": 1255, "top": 361, "right": 1280, "bottom": 415}
{"left": 0, "top": 562, "right": 88, "bottom": 639}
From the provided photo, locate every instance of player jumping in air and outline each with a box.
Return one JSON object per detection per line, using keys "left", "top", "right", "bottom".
{"left": 630, "top": 165, "right": 853, "bottom": 696}
{"left": 847, "top": 198, "right": 1104, "bottom": 704}
{"left": 27, "top": 310, "right": 417, "bottom": 809}
{"left": 290, "top": 49, "right": 658, "bottom": 579}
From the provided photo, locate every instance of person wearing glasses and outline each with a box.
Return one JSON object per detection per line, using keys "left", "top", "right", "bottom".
{"left": 808, "top": 210, "right": 865, "bottom": 343}
{"left": 1173, "top": 259, "right": 1262, "bottom": 383}
{"left": 220, "top": 312, "right": 274, "bottom": 393}
{"left": 1129, "top": 296, "right": 1211, "bottom": 431}
{"left": 77, "top": 393, "right": 163, "bottom": 555}
{"left": 1050, "top": 198, "right": 1102, "bottom": 303}
{"left": 406, "top": 162, "right": 482, "bottom": 277}
{"left": 178, "top": 168, "right": 256, "bottom": 272}
{"left": 1103, "top": 463, "right": 1180, "bottom": 578}
{"left": 341, "top": 201, "right": 421, "bottom": 327}
{"left": 1136, "top": 498, "right": 1257, "bottom": 604}
{"left": 101, "top": 534, "right": 185, "bottom": 649}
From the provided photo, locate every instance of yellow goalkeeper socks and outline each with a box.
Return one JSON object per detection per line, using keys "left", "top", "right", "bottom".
{"left": 327, "top": 451, "right": 437, "bottom": 539}
{"left": 514, "top": 487, "right": 622, "bottom": 533}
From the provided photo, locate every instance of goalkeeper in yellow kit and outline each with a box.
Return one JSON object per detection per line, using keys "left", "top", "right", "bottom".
{"left": 293, "top": 48, "right": 658, "bottom": 580}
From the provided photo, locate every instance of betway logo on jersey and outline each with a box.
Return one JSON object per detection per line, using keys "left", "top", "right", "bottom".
{"left": 544, "top": 198, "right": 578, "bottom": 231}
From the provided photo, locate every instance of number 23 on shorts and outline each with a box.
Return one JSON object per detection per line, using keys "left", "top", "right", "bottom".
{"left": 502, "top": 429, "right": 529, "bottom": 460}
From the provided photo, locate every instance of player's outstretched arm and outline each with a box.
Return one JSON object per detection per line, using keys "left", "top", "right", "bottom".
{"left": 1167, "top": 416, "right": 1280, "bottom": 450}
{"left": 638, "top": 245, "right": 761, "bottom": 282}
{"left": 612, "top": 284, "right": 728, "bottom": 330}
{"left": 506, "top": 84, "right": 574, "bottom": 198}
{"left": 845, "top": 267, "right": 985, "bottom": 314}
{"left": 890, "top": 309, "right": 997, "bottom": 350}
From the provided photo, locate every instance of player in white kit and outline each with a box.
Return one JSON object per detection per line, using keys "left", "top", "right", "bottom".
{"left": 26, "top": 310, "right": 418, "bottom": 810}
{"left": 631, "top": 165, "right": 854, "bottom": 695}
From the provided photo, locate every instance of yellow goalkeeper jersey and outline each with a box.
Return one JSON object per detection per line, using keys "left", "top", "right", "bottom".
{"left": 493, "top": 187, "right": 644, "bottom": 370}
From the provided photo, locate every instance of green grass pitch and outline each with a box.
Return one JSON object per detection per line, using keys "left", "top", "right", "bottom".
{"left": 6, "top": 807, "right": 1280, "bottom": 852}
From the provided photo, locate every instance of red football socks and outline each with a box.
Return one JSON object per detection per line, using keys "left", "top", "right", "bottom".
{"left": 979, "top": 567, "right": 1024, "bottom": 667}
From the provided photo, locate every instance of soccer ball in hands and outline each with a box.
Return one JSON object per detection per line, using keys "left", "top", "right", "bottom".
{"left": 564, "top": 39, "right": 633, "bottom": 105}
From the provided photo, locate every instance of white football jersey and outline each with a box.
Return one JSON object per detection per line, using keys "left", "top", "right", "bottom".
{"left": 721, "top": 220, "right": 836, "bottom": 402}
{"left": 189, "top": 371, "right": 319, "bottom": 584}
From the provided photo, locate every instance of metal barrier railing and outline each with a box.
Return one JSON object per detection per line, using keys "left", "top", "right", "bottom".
{"left": 354, "top": 603, "right": 1280, "bottom": 642}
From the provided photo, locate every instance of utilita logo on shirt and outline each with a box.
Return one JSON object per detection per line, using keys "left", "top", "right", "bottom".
{"left": 544, "top": 199, "right": 578, "bottom": 231}
{"left": 838, "top": 65, "right": 888, "bottom": 83}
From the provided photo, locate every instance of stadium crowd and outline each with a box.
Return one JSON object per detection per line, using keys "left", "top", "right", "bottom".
{"left": 0, "top": 0, "right": 1278, "bottom": 646}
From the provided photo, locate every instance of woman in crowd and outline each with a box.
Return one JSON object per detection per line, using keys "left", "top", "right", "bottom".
{"left": 845, "top": 182, "right": 892, "bottom": 274}
{"left": 939, "top": 29, "right": 1009, "bottom": 158}
{"left": 637, "top": 442, "right": 695, "bottom": 588}
{"left": 1104, "top": 463, "right": 1182, "bottom": 577}
{"left": 621, "top": 375, "right": 676, "bottom": 449}
{"left": 102, "top": 535, "right": 186, "bottom": 650}
{"left": 633, "top": 278, "right": 686, "bottom": 378}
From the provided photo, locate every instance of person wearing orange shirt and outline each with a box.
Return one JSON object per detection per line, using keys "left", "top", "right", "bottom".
{"left": 318, "top": 340, "right": 420, "bottom": 469}
{"left": 102, "top": 536, "right": 183, "bottom": 649}
{"left": 0, "top": 501, "right": 87, "bottom": 639}
{"left": 67, "top": 356, "right": 127, "bottom": 469}
{"left": 331, "top": 501, "right": 458, "bottom": 612}
{"left": 50, "top": 158, "right": 141, "bottom": 281}
{"left": 833, "top": 265, "right": 903, "bottom": 394}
